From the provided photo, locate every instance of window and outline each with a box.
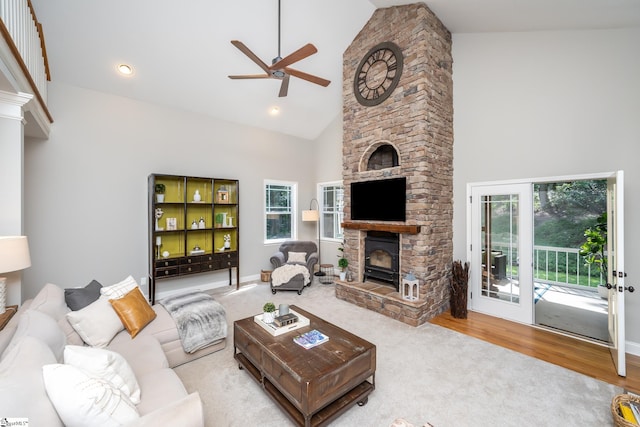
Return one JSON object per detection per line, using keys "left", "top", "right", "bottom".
{"left": 319, "top": 182, "right": 344, "bottom": 241}
{"left": 265, "top": 180, "right": 297, "bottom": 243}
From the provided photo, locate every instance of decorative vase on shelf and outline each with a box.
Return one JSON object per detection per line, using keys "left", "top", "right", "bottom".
{"left": 193, "top": 190, "right": 201, "bottom": 202}
{"left": 221, "top": 213, "right": 228, "bottom": 227}
{"left": 198, "top": 217, "right": 205, "bottom": 229}
{"left": 191, "top": 220, "right": 198, "bottom": 229}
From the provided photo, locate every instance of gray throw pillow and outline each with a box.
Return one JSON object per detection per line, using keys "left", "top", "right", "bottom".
{"left": 64, "top": 280, "right": 102, "bottom": 311}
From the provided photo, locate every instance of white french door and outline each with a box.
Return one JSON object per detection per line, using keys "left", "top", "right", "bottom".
{"left": 469, "top": 183, "right": 533, "bottom": 324}
{"left": 467, "top": 172, "right": 626, "bottom": 376}
{"left": 607, "top": 171, "right": 626, "bottom": 376}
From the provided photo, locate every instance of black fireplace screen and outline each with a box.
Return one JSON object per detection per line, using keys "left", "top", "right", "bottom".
{"left": 363, "top": 231, "right": 400, "bottom": 290}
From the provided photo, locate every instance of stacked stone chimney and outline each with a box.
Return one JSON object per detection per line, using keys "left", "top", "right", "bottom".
{"left": 337, "top": 3, "right": 454, "bottom": 326}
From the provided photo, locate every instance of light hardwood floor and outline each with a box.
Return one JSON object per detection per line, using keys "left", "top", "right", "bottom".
{"left": 430, "top": 310, "right": 640, "bottom": 394}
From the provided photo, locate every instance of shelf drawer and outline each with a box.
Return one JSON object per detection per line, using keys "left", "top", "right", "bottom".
{"left": 180, "top": 256, "right": 201, "bottom": 265}
{"left": 156, "top": 267, "right": 179, "bottom": 278}
{"left": 179, "top": 264, "right": 202, "bottom": 274}
{"left": 155, "top": 258, "right": 179, "bottom": 268}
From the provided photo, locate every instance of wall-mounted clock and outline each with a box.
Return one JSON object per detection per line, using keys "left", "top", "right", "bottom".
{"left": 353, "top": 41, "right": 403, "bottom": 107}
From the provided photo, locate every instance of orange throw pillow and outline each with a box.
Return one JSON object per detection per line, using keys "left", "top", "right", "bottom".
{"left": 109, "top": 287, "right": 156, "bottom": 338}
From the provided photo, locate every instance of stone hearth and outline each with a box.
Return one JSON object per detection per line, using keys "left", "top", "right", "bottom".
{"left": 338, "top": 3, "right": 453, "bottom": 326}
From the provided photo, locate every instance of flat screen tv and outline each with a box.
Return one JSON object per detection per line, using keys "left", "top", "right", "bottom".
{"left": 351, "top": 177, "right": 406, "bottom": 222}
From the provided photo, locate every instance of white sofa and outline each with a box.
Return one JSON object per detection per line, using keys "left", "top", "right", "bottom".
{"left": 0, "top": 281, "right": 226, "bottom": 426}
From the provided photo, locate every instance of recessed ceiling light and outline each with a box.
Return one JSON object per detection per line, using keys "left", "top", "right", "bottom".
{"left": 270, "top": 106, "right": 280, "bottom": 115}
{"left": 117, "top": 64, "right": 133, "bottom": 76}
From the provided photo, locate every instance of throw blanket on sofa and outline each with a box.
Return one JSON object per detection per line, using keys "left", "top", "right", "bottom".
{"left": 158, "top": 291, "right": 227, "bottom": 353}
{"left": 271, "top": 263, "right": 311, "bottom": 287}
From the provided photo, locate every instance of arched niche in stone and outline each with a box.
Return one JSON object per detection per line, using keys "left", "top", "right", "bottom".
{"left": 359, "top": 141, "right": 400, "bottom": 172}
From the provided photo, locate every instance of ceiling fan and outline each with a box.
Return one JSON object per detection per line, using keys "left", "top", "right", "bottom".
{"left": 228, "top": 0, "right": 330, "bottom": 97}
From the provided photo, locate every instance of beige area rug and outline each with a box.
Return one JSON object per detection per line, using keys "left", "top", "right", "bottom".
{"left": 174, "top": 280, "right": 620, "bottom": 427}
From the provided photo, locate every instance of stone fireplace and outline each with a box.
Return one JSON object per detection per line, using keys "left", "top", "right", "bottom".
{"left": 336, "top": 3, "right": 454, "bottom": 326}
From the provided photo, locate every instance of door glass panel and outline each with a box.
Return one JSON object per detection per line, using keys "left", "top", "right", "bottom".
{"left": 481, "top": 195, "right": 519, "bottom": 304}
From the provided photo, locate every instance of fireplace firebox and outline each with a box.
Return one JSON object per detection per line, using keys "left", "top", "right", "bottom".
{"left": 363, "top": 231, "right": 400, "bottom": 290}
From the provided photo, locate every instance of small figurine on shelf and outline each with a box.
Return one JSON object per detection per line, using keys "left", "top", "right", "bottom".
{"left": 155, "top": 208, "right": 164, "bottom": 231}
{"left": 198, "top": 217, "right": 205, "bottom": 229}
{"left": 191, "top": 220, "right": 198, "bottom": 229}
{"left": 193, "top": 189, "right": 201, "bottom": 202}
{"left": 224, "top": 234, "right": 231, "bottom": 249}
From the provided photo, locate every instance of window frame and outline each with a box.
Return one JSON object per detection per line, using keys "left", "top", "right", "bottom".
{"left": 318, "top": 181, "right": 344, "bottom": 243}
{"left": 264, "top": 179, "right": 298, "bottom": 244}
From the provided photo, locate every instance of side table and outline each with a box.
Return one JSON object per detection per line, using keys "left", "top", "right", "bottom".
{"left": 0, "top": 305, "right": 18, "bottom": 331}
{"left": 319, "top": 264, "right": 334, "bottom": 284}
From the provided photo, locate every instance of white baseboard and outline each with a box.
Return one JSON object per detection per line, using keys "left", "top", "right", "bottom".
{"left": 155, "top": 273, "right": 262, "bottom": 300}
{"left": 626, "top": 340, "right": 640, "bottom": 357}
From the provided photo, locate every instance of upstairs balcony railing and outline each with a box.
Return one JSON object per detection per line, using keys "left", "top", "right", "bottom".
{"left": 0, "top": 0, "right": 51, "bottom": 119}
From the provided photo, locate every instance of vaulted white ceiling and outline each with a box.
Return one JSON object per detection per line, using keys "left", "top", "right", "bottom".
{"left": 30, "top": 0, "right": 640, "bottom": 140}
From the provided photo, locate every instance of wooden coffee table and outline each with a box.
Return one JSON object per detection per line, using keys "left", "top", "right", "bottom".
{"left": 234, "top": 305, "right": 376, "bottom": 427}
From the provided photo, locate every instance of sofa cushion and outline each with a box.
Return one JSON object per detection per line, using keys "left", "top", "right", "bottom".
{"left": 110, "top": 287, "right": 157, "bottom": 338}
{"left": 135, "top": 368, "right": 188, "bottom": 415}
{"left": 2, "top": 309, "right": 66, "bottom": 362}
{"left": 43, "top": 363, "right": 140, "bottom": 427}
{"left": 107, "top": 333, "right": 169, "bottom": 377}
{"left": 125, "top": 392, "right": 203, "bottom": 427}
{"left": 0, "top": 336, "right": 64, "bottom": 426}
{"left": 66, "top": 295, "right": 124, "bottom": 348}
{"left": 65, "top": 279, "right": 102, "bottom": 310}
{"left": 64, "top": 345, "right": 141, "bottom": 404}
{"left": 30, "top": 282, "right": 69, "bottom": 321}
{"left": 100, "top": 275, "right": 139, "bottom": 299}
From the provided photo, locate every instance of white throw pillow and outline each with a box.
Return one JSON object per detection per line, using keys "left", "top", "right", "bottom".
{"left": 66, "top": 296, "right": 124, "bottom": 348}
{"left": 42, "top": 363, "right": 139, "bottom": 427}
{"left": 100, "top": 275, "right": 139, "bottom": 300}
{"left": 287, "top": 251, "right": 307, "bottom": 264}
{"left": 2, "top": 309, "right": 66, "bottom": 362}
{"left": 64, "top": 345, "right": 141, "bottom": 404}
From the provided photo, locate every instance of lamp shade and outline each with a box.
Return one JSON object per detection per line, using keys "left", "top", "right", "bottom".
{"left": 0, "top": 236, "right": 31, "bottom": 273}
{"left": 302, "top": 210, "right": 319, "bottom": 222}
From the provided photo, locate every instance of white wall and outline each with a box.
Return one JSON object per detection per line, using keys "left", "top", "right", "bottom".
{"left": 23, "top": 82, "right": 319, "bottom": 300}
{"left": 313, "top": 114, "right": 344, "bottom": 265}
{"left": 452, "top": 29, "right": 640, "bottom": 343}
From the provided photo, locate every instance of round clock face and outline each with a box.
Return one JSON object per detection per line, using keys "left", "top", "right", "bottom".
{"left": 353, "top": 41, "right": 403, "bottom": 106}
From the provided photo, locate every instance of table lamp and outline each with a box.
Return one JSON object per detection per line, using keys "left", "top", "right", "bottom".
{"left": 0, "top": 236, "right": 32, "bottom": 314}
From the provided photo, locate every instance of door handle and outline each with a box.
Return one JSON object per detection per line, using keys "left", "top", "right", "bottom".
{"left": 625, "top": 286, "right": 635, "bottom": 293}
{"left": 606, "top": 283, "right": 613, "bottom": 289}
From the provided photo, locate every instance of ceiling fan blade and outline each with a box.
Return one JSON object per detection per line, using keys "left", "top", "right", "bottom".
{"left": 285, "top": 67, "right": 330, "bottom": 87}
{"left": 269, "top": 43, "right": 317, "bottom": 70}
{"left": 278, "top": 74, "right": 290, "bottom": 97}
{"left": 230, "top": 40, "right": 270, "bottom": 73}
{"left": 228, "top": 74, "right": 271, "bottom": 79}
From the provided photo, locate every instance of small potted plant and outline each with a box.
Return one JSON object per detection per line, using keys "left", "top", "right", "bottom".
{"left": 155, "top": 183, "right": 166, "bottom": 203}
{"left": 337, "top": 241, "right": 348, "bottom": 281}
{"left": 579, "top": 212, "right": 608, "bottom": 298}
{"left": 262, "top": 302, "right": 276, "bottom": 324}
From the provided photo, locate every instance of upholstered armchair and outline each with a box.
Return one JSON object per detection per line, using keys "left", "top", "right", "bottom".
{"left": 269, "top": 241, "right": 319, "bottom": 294}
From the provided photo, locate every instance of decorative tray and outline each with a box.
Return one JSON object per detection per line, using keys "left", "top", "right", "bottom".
{"left": 254, "top": 309, "right": 310, "bottom": 336}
